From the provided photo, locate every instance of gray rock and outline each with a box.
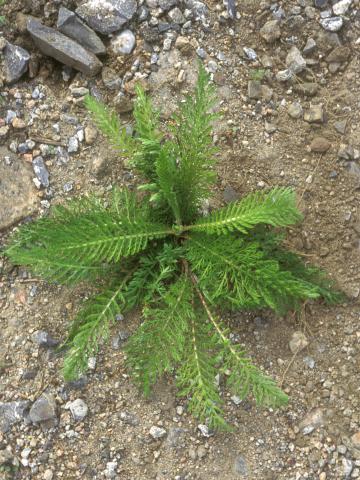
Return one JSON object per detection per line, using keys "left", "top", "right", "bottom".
{"left": 32, "top": 330, "right": 59, "bottom": 348}
{"left": 68, "top": 135, "right": 79, "bottom": 153}
{"left": 243, "top": 47, "right": 257, "bottom": 60}
{"left": 342, "top": 458, "right": 353, "bottom": 477}
{"left": 110, "top": 30, "right": 136, "bottom": 55}
{"left": 288, "top": 102, "right": 303, "bottom": 119}
{"left": 304, "top": 105, "right": 325, "bottom": 123}
{"left": 289, "top": 331, "right": 308, "bottom": 353}
{"left": 32, "top": 156, "right": 50, "bottom": 187}
{"left": 338, "top": 144, "right": 359, "bottom": 161}
{"left": 0, "top": 151, "right": 39, "bottom": 229}
{"left": 185, "top": 0, "right": 208, "bottom": 23}
{"left": 63, "top": 182, "right": 74, "bottom": 193}
{"left": 165, "top": 427, "right": 186, "bottom": 448}
{"left": 286, "top": 46, "right": 306, "bottom": 74}
{"left": 5, "top": 110, "right": 17, "bottom": 125}
{"left": 325, "top": 46, "right": 350, "bottom": 63}
{"left": 276, "top": 69, "right": 293, "bottom": 82}
{"left": 299, "top": 408, "right": 326, "bottom": 434}
{"left": 334, "top": 119, "right": 347, "bottom": 134}
{"left": 69, "top": 86, "right": 89, "bottom": 97}
{"left": 260, "top": 20, "right": 281, "bottom": 43}
{"left": 105, "top": 461, "right": 118, "bottom": 479}
{"left": 138, "top": 5, "right": 149, "bottom": 21}
{"left": 303, "top": 38, "right": 317, "bottom": 55}
{"left": 197, "top": 424, "right": 213, "bottom": 437}
{"left": 247, "top": 80, "right": 272, "bottom": 100}
{"left": 149, "top": 425, "right": 167, "bottom": 439}
{"left": 159, "top": 0, "right": 178, "bottom": 11}
{"left": 293, "top": 82, "right": 318, "bottom": 96}
{"left": 3, "top": 42, "right": 30, "bottom": 84}
{"left": 223, "top": 186, "right": 239, "bottom": 203}
{"left": 303, "top": 356, "right": 315, "bottom": 368}
{"left": 69, "top": 399, "right": 88, "bottom": 421}
{"left": 0, "top": 401, "right": 29, "bottom": 433}
{"left": 120, "top": 411, "right": 139, "bottom": 426}
{"left": 27, "top": 18, "right": 102, "bottom": 76}
{"left": 196, "top": 47, "right": 206, "bottom": 59}
{"left": 231, "top": 395, "right": 242, "bottom": 405}
{"left": 234, "top": 455, "right": 249, "bottom": 476}
{"left": 76, "top": 0, "right": 137, "bottom": 35}
{"left": 0, "top": 448, "right": 14, "bottom": 467}
{"left": 57, "top": 7, "right": 106, "bottom": 56}
{"left": 29, "top": 393, "right": 57, "bottom": 423}
{"left": 320, "top": 16, "right": 343, "bottom": 31}
{"left": 247, "top": 80, "right": 262, "bottom": 99}
{"left": 111, "top": 330, "right": 130, "bottom": 349}
{"left": 314, "top": 0, "right": 328, "bottom": 7}
{"left": 332, "top": 0, "right": 352, "bottom": 15}
{"left": 56, "top": 146, "right": 70, "bottom": 164}
{"left": 102, "top": 67, "right": 122, "bottom": 90}
{"left": 168, "top": 7, "right": 186, "bottom": 23}
{"left": 305, "top": 6, "right": 317, "bottom": 18}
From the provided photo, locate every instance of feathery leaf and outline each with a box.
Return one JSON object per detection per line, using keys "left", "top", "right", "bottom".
{"left": 185, "top": 187, "right": 302, "bottom": 235}
{"left": 191, "top": 282, "right": 288, "bottom": 407}
{"left": 186, "top": 233, "right": 322, "bottom": 313}
{"left": 63, "top": 275, "right": 130, "bottom": 380}
{"left": 126, "top": 276, "right": 193, "bottom": 395}
{"left": 5, "top": 193, "right": 174, "bottom": 280}
{"left": 84, "top": 95, "right": 135, "bottom": 155}
{"left": 170, "top": 63, "right": 218, "bottom": 223}
{"left": 177, "top": 312, "right": 228, "bottom": 430}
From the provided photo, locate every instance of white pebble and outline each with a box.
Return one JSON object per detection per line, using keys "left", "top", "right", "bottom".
{"left": 111, "top": 30, "right": 136, "bottom": 55}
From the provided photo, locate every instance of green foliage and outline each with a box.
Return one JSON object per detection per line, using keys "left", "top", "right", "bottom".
{"left": 185, "top": 187, "right": 302, "bottom": 235}
{"left": 250, "top": 68, "right": 266, "bottom": 81}
{"left": 0, "top": 0, "right": 6, "bottom": 26}
{"left": 4, "top": 63, "right": 342, "bottom": 430}
{"left": 185, "top": 233, "right": 323, "bottom": 313}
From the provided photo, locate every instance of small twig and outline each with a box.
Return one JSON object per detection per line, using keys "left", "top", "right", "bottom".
{"left": 29, "top": 136, "right": 66, "bottom": 147}
{"left": 279, "top": 347, "right": 301, "bottom": 388}
{"left": 18, "top": 278, "right": 41, "bottom": 283}
{"left": 297, "top": 153, "right": 323, "bottom": 207}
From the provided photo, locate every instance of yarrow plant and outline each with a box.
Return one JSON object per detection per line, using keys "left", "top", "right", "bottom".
{"left": 5, "top": 65, "right": 341, "bottom": 429}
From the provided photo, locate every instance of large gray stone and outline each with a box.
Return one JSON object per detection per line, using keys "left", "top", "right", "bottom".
{"left": 27, "top": 18, "right": 102, "bottom": 76}
{"left": 29, "top": 393, "right": 57, "bottom": 423}
{"left": 76, "top": 0, "right": 137, "bottom": 35}
{"left": 57, "top": 7, "right": 106, "bottom": 56}
{"left": 3, "top": 42, "right": 30, "bottom": 84}
{"left": 0, "top": 152, "right": 38, "bottom": 231}
{"left": 0, "top": 401, "right": 29, "bottom": 433}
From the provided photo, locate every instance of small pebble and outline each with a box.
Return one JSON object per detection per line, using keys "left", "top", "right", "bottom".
{"left": 149, "top": 426, "right": 167, "bottom": 439}
{"left": 111, "top": 30, "right": 136, "bottom": 55}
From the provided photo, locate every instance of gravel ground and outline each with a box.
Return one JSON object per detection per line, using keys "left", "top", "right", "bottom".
{"left": 0, "top": 0, "right": 360, "bottom": 479}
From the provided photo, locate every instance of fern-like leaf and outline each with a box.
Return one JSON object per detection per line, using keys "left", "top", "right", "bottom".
{"left": 186, "top": 233, "right": 322, "bottom": 313}
{"left": 84, "top": 95, "right": 135, "bottom": 155}
{"left": 154, "top": 144, "right": 182, "bottom": 225}
{"left": 5, "top": 193, "right": 174, "bottom": 280}
{"left": 169, "top": 62, "right": 218, "bottom": 223}
{"left": 126, "top": 276, "right": 193, "bottom": 395}
{"left": 63, "top": 276, "right": 129, "bottom": 380}
{"left": 177, "top": 312, "right": 228, "bottom": 430}
{"left": 185, "top": 187, "right": 302, "bottom": 235}
{"left": 125, "top": 242, "right": 183, "bottom": 309}
{"left": 191, "top": 282, "right": 288, "bottom": 407}
{"left": 130, "top": 84, "right": 163, "bottom": 180}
